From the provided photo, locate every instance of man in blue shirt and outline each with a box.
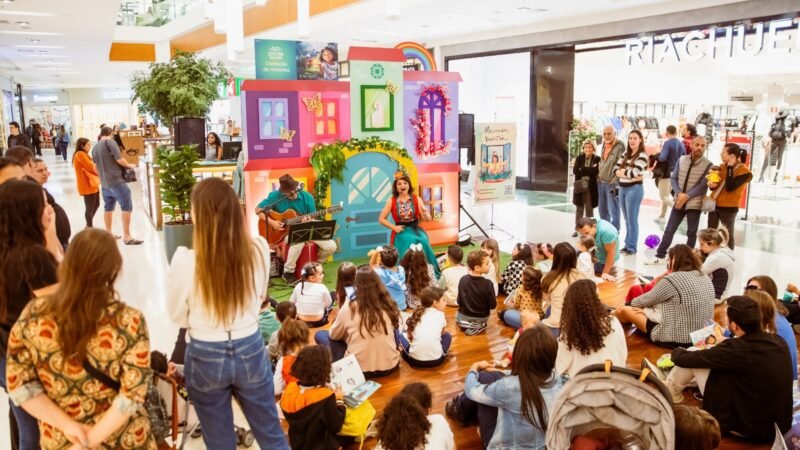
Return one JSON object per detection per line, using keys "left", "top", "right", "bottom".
{"left": 576, "top": 217, "right": 619, "bottom": 282}
{"left": 256, "top": 174, "right": 337, "bottom": 284}
{"left": 654, "top": 125, "right": 683, "bottom": 223}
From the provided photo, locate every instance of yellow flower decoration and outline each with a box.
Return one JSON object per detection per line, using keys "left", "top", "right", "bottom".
{"left": 385, "top": 80, "right": 399, "bottom": 95}
{"left": 280, "top": 127, "right": 296, "bottom": 142}
{"left": 302, "top": 93, "right": 323, "bottom": 112}
{"left": 706, "top": 169, "right": 721, "bottom": 184}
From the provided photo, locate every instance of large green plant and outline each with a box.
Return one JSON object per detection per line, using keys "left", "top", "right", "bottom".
{"left": 568, "top": 119, "right": 600, "bottom": 160}
{"left": 131, "top": 51, "right": 230, "bottom": 127}
{"left": 156, "top": 144, "right": 199, "bottom": 224}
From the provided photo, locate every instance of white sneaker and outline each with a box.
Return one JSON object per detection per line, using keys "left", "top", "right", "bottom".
{"left": 654, "top": 217, "right": 666, "bottom": 224}
{"left": 644, "top": 257, "right": 664, "bottom": 265}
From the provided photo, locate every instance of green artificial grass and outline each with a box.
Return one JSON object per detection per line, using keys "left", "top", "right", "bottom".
{"left": 268, "top": 243, "right": 512, "bottom": 302}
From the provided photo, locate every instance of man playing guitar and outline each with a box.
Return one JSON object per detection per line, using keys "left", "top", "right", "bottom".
{"left": 256, "top": 174, "right": 337, "bottom": 284}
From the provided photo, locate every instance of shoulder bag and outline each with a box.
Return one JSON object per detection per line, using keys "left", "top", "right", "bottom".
{"left": 572, "top": 156, "right": 589, "bottom": 194}
{"left": 104, "top": 140, "right": 137, "bottom": 183}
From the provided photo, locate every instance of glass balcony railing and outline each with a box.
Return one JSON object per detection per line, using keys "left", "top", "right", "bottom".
{"left": 118, "top": 0, "right": 204, "bottom": 27}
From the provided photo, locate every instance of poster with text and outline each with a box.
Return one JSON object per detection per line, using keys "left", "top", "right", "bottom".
{"left": 255, "top": 40, "right": 338, "bottom": 81}
{"left": 473, "top": 123, "right": 516, "bottom": 205}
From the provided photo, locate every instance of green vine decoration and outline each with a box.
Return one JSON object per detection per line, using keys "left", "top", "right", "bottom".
{"left": 310, "top": 137, "right": 412, "bottom": 210}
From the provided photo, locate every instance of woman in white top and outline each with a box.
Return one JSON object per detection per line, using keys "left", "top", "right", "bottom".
{"left": 167, "top": 178, "right": 288, "bottom": 450}
{"left": 541, "top": 243, "right": 585, "bottom": 336}
{"left": 290, "top": 262, "right": 333, "bottom": 327}
{"left": 556, "top": 280, "right": 628, "bottom": 377}
{"left": 376, "top": 383, "right": 455, "bottom": 450}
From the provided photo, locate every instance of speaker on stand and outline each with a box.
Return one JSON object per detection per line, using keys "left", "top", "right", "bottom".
{"left": 174, "top": 116, "right": 206, "bottom": 158}
{"left": 459, "top": 113, "right": 475, "bottom": 168}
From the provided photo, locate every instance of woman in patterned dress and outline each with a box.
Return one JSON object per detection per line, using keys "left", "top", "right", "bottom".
{"left": 379, "top": 172, "right": 439, "bottom": 277}
{"left": 6, "top": 228, "right": 156, "bottom": 449}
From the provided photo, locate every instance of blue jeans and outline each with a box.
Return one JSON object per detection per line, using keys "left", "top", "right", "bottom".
{"left": 619, "top": 183, "right": 644, "bottom": 252}
{"left": 314, "top": 330, "right": 348, "bottom": 361}
{"left": 655, "top": 207, "right": 702, "bottom": 259}
{"left": 499, "top": 309, "right": 560, "bottom": 338}
{"left": 597, "top": 181, "right": 620, "bottom": 230}
{"left": 0, "top": 356, "right": 40, "bottom": 450}
{"left": 185, "top": 331, "right": 288, "bottom": 450}
{"left": 398, "top": 332, "right": 452, "bottom": 367}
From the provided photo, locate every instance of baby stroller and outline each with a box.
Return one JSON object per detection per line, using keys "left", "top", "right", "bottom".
{"left": 546, "top": 361, "right": 675, "bottom": 450}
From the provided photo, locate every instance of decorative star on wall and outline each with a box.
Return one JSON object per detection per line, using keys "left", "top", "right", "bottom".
{"left": 280, "top": 127, "right": 296, "bottom": 141}
{"left": 302, "top": 93, "right": 322, "bottom": 112}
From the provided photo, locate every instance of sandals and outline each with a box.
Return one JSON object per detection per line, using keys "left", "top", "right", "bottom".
{"left": 124, "top": 239, "right": 143, "bottom": 245}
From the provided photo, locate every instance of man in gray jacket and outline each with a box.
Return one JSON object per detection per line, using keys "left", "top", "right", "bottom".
{"left": 647, "top": 136, "right": 711, "bottom": 264}
{"left": 597, "top": 125, "right": 624, "bottom": 230}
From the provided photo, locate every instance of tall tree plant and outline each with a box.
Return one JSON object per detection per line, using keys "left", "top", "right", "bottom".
{"left": 130, "top": 51, "right": 230, "bottom": 128}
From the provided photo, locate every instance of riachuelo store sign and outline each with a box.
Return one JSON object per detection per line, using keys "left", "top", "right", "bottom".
{"left": 626, "top": 18, "right": 799, "bottom": 65}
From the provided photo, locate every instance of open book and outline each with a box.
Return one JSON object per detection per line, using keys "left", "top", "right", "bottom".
{"left": 330, "top": 354, "right": 381, "bottom": 408}
{"left": 689, "top": 322, "right": 726, "bottom": 350}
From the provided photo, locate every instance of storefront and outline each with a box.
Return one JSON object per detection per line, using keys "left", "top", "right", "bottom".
{"left": 68, "top": 88, "right": 139, "bottom": 139}
{"left": 21, "top": 90, "right": 72, "bottom": 149}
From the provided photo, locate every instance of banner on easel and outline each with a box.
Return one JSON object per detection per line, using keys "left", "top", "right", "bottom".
{"left": 473, "top": 123, "right": 516, "bottom": 205}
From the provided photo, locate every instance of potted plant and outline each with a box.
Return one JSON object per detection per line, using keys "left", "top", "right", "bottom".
{"left": 156, "top": 144, "right": 199, "bottom": 261}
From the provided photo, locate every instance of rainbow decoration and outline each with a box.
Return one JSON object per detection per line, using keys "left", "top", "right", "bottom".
{"left": 394, "top": 41, "right": 436, "bottom": 71}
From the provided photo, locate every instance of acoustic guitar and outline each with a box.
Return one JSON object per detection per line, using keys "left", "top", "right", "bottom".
{"left": 260, "top": 203, "right": 343, "bottom": 245}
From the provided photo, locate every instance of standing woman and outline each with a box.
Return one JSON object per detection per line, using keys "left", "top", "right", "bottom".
{"left": 6, "top": 229, "right": 156, "bottom": 449}
{"left": 206, "top": 132, "right": 223, "bottom": 161}
{"left": 167, "top": 178, "right": 288, "bottom": 450}
{"left": 614, "top": 130, "right": 648, "bottom": 254}
{"left": 707, "top": 143, "right": 752, "bottom": 249}
{"left": 31, "top": 123, "right": 43, "bottom": 156}
{"left": 55, "top": 125, "right": 70, "bottom": 161}
{"left": 572, "top": 140, "right": 601, "bottom": 237}
{"left": 0, "top": 179, "right": 60, "bottom": 450}
{"left": 379, "top": 172, "right": 439, "bottom": 276}
{"left": 72, "top": 137, "right": 101, "bottom": 228}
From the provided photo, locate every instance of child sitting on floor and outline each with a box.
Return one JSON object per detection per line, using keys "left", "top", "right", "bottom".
{"left": 401, "top": 244, "right": 437, "bottom": 309}
{"left": 268, "top": 302, "right": 297, "bottom": 363}
{"left": 495, "top": 310, "right": 540, "bottom": 368}
{"left": 280, "top": 345, "right": 346, "bottom": 450}
{"left": 456, "top": 250, "right": 497, "bottom": 335}
{"left": 290, "top": 262, "right": 333, "bottom": 328}
{"left": 439, "top": 245, "right": 468, "bottom": 307}
{"left": 274, "top": 319, "right": 310, "bottom": 395}
{"left": 500, "top": 242, "right": 532, "bottom": 294}
{"left": 376, "top": 382, "right": 455, "bottom": 450}
{"left": 333, "top": 261, "right": 356, "bottom": 309}
{"left": 533, "top": 242, "right": 554, "bottom": 273}
{"left": 481, "top": 239, "right": 501, "bottom": 295}
{"left": 370, "top": 245, "right": 408, "bottom": 310}
{"left": 258, "top": 297, "right": 280, "bottom": 345}
{"left": 576, "top": 235, "right": 598, "bottom": 281}
{"left": 499, "top": 266, "right": 544, "bottom": 329}
{"left": 400, "top": 286, "right": 451, "bottom": 367}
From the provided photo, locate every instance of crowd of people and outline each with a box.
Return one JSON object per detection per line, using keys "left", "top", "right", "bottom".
{"left": 0, "top": 119, "right": 797, "bottom": 450}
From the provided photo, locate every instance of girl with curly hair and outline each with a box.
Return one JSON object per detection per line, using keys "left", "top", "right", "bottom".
{"left": 399, "top": 287, "right": 450, "bottom": 367}
{"left": 376, "top": 382, "right": 454, "bottom": 450}
{"left": 401, "top": 245, "right": 437, "bottom": 308}
{"left": 499, "top": 266, "right": 544, "bottom": 329}
{"left": 556, "top": 279, "right": 627, "bottom": 377}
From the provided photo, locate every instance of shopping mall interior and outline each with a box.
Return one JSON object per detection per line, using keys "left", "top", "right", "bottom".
{"left": 2, "top": 1, "right": 800, "bottom": 449}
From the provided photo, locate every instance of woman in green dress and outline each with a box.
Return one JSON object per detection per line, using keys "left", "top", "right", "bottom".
{"left": 379, "top": 173, "right": 440, "bottom": 277}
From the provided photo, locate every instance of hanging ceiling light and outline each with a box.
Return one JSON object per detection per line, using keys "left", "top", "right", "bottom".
{"left": 227, "top": 0, "right": 244, "bottom": 61}
{"left": 213, "top": 0, "right": 227, "bottom": 34}
{"left": 297, "top": 0, "right": 309, "bottom": 39}
{"left": 385, "top": 0, "right": 400, "bottom": 20}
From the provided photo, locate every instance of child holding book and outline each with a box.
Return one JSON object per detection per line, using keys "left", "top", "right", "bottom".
{"left": 401, "top": 244, "right": 437, "bottom": 309}
{"left": 481, "top": 239, "right": 501, "bottom": 295}
{"left": 376, "top": 383, "right": 455, "bottom": 450}
{"left": 500, "top": 242, "right": 532, "bottom": 294}
{"left": 400, "top": 286, "right": 451, "bottom": 367}
{"left": 439, "top": 245, "right": 468, "bottom": 306}
{"left": 369, "top": 245, "right": 408, "bottom": 310}
{"left": 290, "top": 262, "right": 333, "bottom": 327}
{"left": 274, "top": 319, "right": 310, "bottom": 395}
{"left": 280, "top": 345, "right": 346, "bottom": 450}
{"left": 456, "top": 250, "right": 497, "bottom": 335}
{"left": 268, "top": 302, "right": 297, "bottom": 363}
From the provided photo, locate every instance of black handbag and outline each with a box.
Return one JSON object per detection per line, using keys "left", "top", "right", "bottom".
{"left": 104, "top": 140, "right": 137, "bottom": 183}
{"left": 573, "top": 179, "right": 589, "bottom": 194}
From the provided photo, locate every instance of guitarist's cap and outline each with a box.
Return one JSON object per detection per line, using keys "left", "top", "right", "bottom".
{"left": 278, "top": 174, "right": 299, "bottom": 193}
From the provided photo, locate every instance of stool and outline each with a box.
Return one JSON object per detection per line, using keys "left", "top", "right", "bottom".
{"left": 278, "top": 242, "right": 319, "bottom": 278}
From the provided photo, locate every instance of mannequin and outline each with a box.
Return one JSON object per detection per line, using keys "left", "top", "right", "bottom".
{"left": 695, "top": 111, "right": 715, "bottom": 144}
{"left": 760, "top": 110, "right": 792, "bottom": 183}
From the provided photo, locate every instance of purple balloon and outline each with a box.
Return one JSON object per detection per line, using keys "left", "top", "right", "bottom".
{"left": 644, "top": 234, "right": 661, "bottom": 249}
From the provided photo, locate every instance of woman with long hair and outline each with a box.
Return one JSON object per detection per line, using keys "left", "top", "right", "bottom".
{"left": 206, "top": 132, "right": 223, "bottom": 160}
{"left": 540, "top": 242, "right": 585, "bottom": 336}
{"left": 7, "top": 229, "right": 156, "bottom": 449}
{"left": 613, "top": 130, "right": 648, "bottom": 254}
{"left": 0, "top": 179, "right": 59, "bottom": 449}
{"left": 707, "top": 143, "right": 752, "bottom": 249}
{"left": 72, "top": 137, "right": 101, "bottom": 228}
{"left": 167, "top": 178, "right": 288, "bottom": 449}
{"left": 379, "top": 172, "right": 439, "bottom": 276}
{"left": 55, "top": 124, "right": 70, "bottom": 161}
{"left": 616, "top": 244, "right": 714, "bottom": 347}
{"left": 315, "top": 266, "right": 401, "bottom": 378}
{"left": 556, "top": 280, "right": 627, "bottom": 377}
{"left": 572, "top": 140, "right": 601, "bottom": 235}
{"left": 454, "top": 325, "right": 565, "bottom": 449}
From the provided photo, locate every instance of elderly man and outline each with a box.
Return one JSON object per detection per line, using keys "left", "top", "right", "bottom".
{"left": 647, "top": 136, "right": 711, "bottom": 265}
{"left": 597, "top": 125, "right": 625, "bottom": 230}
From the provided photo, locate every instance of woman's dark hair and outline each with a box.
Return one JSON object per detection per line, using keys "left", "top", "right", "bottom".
{"left": 299, "top": 261, "right": 322, "bottom": 295}
{"left": 400, "top": 248, "right": 431, "bottom": 299}
{"left": 623, "top": 129, "right": 644, "bottom": 165}
{"left": 74, "top": 137, "right": 90, "bottom": 154}
{"left": 379, "top": 246, "right": 399, "bottom": 268}
{"left": 207, "top": 132, "right": 222, "bottom": 149}
{"left": 399, "top": 382, "right": 432, "bottom": 410}
{"left": 560, "top": 280, "right": 613, "bottom": 355}
{"left": 667, "top": 244, "right": 702, "bottom": 272}
{"left": 723, "top": 142, "right": 747, "bottom": 163}
{"left": 744, "top": 289, "right": 776, "bottom": 333}
{"left": 278, "top": 318, "right": 310, "bottom": 355}
{"left": 406, "top": 286, "right": 444, "bottom": 341}
{"left": 391, "top": 174, "right": 414, "bottom": 197}
{"left": 686, "top": 123, "right": 697, "bottom": 137}
{"left": 352, "top": 266, "right": 400, "bottom": 338}
{"left": 533, "top": 243, "right": 553, "bottom": 260}
{"left": 0, "top": 179, "right": 49, "bottom": 319}
{"left": 512, "top": 242, "right": 533, "bottom": 265}
{"left": 512, "top": 325, "right": 558, "bottom": 429}
{"left": 726, "top": 295, "right": 762, "bottom": 334}
{"left": 319, "top": 45, "right": 338, "bottom": 62}
{"left": 291, "top": 345, "right": 332, "bottom": 387}
{"left": 746, "top": 275, "right": 779, "bottom": 302}
{"left": 519, "top": 266, "right": 543, "bottom": 301}
{"left": 376, "top": 394, "right": 430, "bottom": 450}
{"left": 542, "top": 242, "right": 578, "bottom": 293}
{"left": 335, "top": 262, "right": 356, "bottom": 308}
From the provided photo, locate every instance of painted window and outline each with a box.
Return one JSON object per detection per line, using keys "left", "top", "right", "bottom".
{"left": 420, "top": 183, "right": 443, "bottom": 220}
{"left": 419, "top": 90, "right": 445, "bottom": 142}
{"left": 314, "top": 99, "right": 338, "bottom": 138}
{"left": 258, "top": 98, "right": 289, "bottom": 140}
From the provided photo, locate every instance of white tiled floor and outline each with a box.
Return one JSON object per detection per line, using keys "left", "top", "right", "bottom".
{"left": 2, "top": 150, "right": 799, "bottom": 450}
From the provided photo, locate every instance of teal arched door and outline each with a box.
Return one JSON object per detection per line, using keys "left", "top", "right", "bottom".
{"left": 331, "top": 152, "right": 397, "bottom": 260}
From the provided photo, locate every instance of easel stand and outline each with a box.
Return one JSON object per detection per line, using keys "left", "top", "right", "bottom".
{"left": 459, "top": 202, "right": 489, "bottom": 239}
{"left": 487, "top": 203, "right": 513, "bottom": 240}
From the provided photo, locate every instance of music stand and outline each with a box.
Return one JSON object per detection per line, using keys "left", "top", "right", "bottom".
{"left": 288, "top": 220, "right": 337, "bottom": 246}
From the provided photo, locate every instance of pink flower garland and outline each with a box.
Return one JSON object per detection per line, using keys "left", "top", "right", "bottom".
{"left": 410, "top": 84, "right": 452, "bottom": 158}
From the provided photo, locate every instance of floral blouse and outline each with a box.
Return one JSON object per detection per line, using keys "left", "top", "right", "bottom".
{"left": 397, "top": 198, "right": 415, "bottom": 222}
{"left": 6, "top": 298, "right": 156, "bottom": 450}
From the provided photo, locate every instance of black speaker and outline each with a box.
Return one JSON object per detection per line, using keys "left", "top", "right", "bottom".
{"left": 459, "top": 113, "right": 475, "bottom": 165}
{"left": 174, "top": 116, "right": 206, "bottom": 158}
